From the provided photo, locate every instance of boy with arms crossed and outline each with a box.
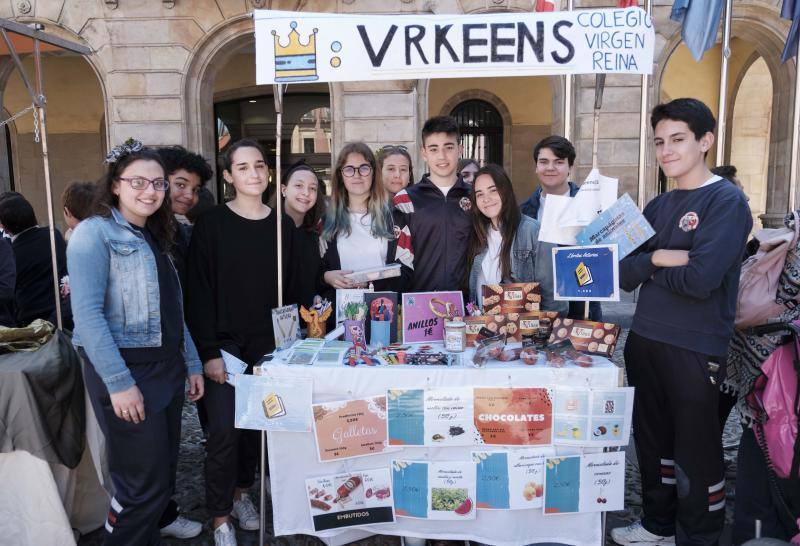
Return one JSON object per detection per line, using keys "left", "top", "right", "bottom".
{"left": 612, "top": 98, "right": 751, "bottom": 545}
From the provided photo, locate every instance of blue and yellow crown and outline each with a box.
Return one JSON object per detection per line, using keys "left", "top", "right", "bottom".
{"left": 271, "top": 22, "right": 319, "bottom": 82}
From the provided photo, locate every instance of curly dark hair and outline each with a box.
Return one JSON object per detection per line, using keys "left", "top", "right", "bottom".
{"left": 93, "top": 146, "right": 176, "bottom": 251}
{"left": 157, "top": 145, "right": 213, "bottom": 184}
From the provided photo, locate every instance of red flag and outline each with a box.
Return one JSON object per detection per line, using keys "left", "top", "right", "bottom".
{"left": 534, "top": 0, "right": 556, "bottom": 11}
{"left": 617, "top": 0, "right": 639, "bottom": 6}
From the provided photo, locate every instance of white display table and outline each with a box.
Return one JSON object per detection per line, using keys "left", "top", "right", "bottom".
{"left": 265, "top": 349, "right": 622, "bottom": 546}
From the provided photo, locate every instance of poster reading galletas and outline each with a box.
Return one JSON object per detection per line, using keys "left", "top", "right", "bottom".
{"left": 312, "top": 395, "right": 392, "bottom": 462}
{"left": 473, "top": 388, "right": 553, "bottom": 446}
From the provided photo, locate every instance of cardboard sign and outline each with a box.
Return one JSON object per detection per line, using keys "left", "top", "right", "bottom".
{"left": 552, "top": 244, "right": 620, "bottom": 302}
{"left": 255, "top": 9, "right": 655, "bottom": 85}
{"left": 365, "top": 292, "right": 398, "bottom": 346}
{"left": 312, "top": 395, "right": 392, "bottom": 462}
{"left": 548, "top": 317, "right": 621, "bottom": 357}
{"left": 401, "top": 291, "right": 465, "bottom": 344}
{"left": 552, "top": 387, "right": 633, "bottom": 447}
{"left": 544, "top": 451, "right": 625, "bottom": 514}
{"left": 576, "top": 193, "right": 655, "bottom": 260}
{"left": 481, "top": 282, "right": 541, "bottom": 314}
{"left": 473, "top": 388, "right": 553, "bottom": 446}
{"left": 392, "top": 460, "right": 477, "bottom": 520}
{"left": 473, "top": 448, "right": 554, "bottom": 510}
{"left": 306, "top": 468, "right": 395, "bottom": 531}
{"left": 234, "top": 374, "right": 313, "bottom": 432}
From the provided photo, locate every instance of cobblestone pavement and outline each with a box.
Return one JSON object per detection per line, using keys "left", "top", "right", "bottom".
{"left": 78, "top": 329, "right": 743, "bottom": 545}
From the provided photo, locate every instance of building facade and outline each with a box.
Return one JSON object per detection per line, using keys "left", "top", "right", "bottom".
{"left": 0, "top": 0, "right": 792, "bottom": 230}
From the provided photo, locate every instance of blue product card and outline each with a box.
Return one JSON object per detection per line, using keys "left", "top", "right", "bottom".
{"left": 575, "top": 193, "right": 654, "bottom": 260}
{"left": 552, "top": 244, "right": 620, "bottom": 302}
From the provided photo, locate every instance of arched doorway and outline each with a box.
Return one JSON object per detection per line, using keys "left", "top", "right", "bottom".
{"left": 0, "top": 54, "right": 106, "bottom": 230}
{"left": 184, "top": 21, "right": 333, "bottom": 201}
{"left": 730, "top": 56, "right": 772, "bottom": 230}
{"left": 450, "top": 99, "right": 504, "bottom": 167}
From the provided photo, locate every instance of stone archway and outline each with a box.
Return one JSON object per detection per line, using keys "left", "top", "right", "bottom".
{"left": 654, "top": 3, "right": 795, "bottom": 226}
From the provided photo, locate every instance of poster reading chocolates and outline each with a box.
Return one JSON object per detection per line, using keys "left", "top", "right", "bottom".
{"left": 392, "top": 460, "right": 477, "bottom": 520}
{"left": 473, "top": 388, "right": 553, "bottom": 446}
{"left": 306, "top": 468, "right": 395, "bottom": 531}
{"left": 401, "top": 291, "right": 465, "bottom": 344}
{"left": 473, "top": 448, "right": 554, "bottom": 510}
{"left": 312, "top": 395, "right": 392, "bottom": 462}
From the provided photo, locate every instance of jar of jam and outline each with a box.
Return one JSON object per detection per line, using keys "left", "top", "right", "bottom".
{"left": 444, "top": 320, "right": 467, "bottom": 353}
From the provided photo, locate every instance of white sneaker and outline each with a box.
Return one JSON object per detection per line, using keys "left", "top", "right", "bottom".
{"left": 231, "top": 493, "right": 260, "bottom": 531}
{"left": 160, "top": 515, "right": 203, "bottom": 539}
{"left": 213, "top": 522, "right": 238, "bottom": 546}
{"left": 611, "top": 521, "right": 675, "bottom": 545}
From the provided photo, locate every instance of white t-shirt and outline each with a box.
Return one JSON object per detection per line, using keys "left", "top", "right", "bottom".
{"left": 479, "top": 227, "right": 503, "bottom": 287}
{"left": 437, "top": 184, "right": 454, "bottom": 197}
{"left": 337, "top": 212, "right": 388, "bottom": 272}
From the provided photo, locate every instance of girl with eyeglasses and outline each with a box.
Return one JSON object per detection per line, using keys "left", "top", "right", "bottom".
{"left": 186, "top": 139, "right": 293, "bottom": 546}
{"left": 67, "top": 142, "right": 204, "bottom": 545}
{"left": 320, "top": 142, "right": 397, "bottom": 292}
{"left": 377, "top": 145, "right": 414, "bottom": 198}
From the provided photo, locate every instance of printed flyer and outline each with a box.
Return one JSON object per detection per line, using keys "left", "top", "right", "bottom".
{"left": 552, "top": 244, "right": 620, "bottom": 302}
{"left": 473, "top": 388, "right": 553, "bottom": 446}
{"left": 272, "top": 304, "right": 300, "bottom": 350}
{"left": 552, "top": 387, "right": 634, "bottom": 447}
{"left": 392, "top": 460, "right": 477, "bottom": 520}
{"left": 544, "top": 451, "right": 626, "bottom": 514}
{"left": 401, "top": 291, "right": 465, "bottom": 343}
{"left": 387, "top": 388, "right": 476, "bottom": 447}
{"left": 335, "top": 288, "right": 373, "bottom": 325}
{"left": 312, "top": 395, "right": 392, "bottom": 462}
{"left": 576, "top": 193, "right": 655, "bottom": 260}
{"left": 473, "top": 448, "right": 554, "bottom": 510}
{"left": 234, "top": 374, "right": 313, "bottom": 432}
{"left": 306, "top": 468, "right": 395, "bottom": 531}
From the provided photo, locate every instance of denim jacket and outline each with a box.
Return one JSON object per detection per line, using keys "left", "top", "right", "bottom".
{"left": 469, "top": 215, "right": 567, "bottom": 314}
{"left": 68, "top": 207, "right": 202, "bottom": 393}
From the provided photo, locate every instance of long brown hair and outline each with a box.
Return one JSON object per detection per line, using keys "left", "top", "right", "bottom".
{"left": 282, "top": 160, "right": 326, "bottom": 232}
{"left": 322, "top": 142, "right": 394, "bottom": 241}
{"left": 376, "top": 145, "right": 415, "bottom": 190}
{"left": 93, "top": 147, "right": 176, "bottom": 252}
{"left": 469, "top": 164, "right": 521, "bottom": 281}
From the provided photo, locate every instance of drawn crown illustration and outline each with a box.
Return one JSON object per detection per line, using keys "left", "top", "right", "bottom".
{"left": 272, "top": 21, "right": 317, "bottom": 57}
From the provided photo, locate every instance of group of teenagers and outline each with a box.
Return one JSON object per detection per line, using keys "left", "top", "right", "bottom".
{"left": 19, "top": 95, "right": 775, "bottom": 546}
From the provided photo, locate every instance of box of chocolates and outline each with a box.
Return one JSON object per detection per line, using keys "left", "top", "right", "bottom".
{"left": 510, "top": 311, "right": 561, "bottom": 342}
{"left": 481, "top": 282, "right": 541, "bottom": 314}
{"left": 465, "top": 314, "right": 507, "bottom": 346}
{"left": 547, "top": 318, "right": 620, "bottom": 357}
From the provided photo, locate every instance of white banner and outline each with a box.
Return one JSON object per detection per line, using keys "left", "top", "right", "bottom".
{"left": 255, "top": 8, "right": 655, "bottom": 84}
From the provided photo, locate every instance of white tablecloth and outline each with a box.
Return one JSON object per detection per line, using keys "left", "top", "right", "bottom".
{"left": 266, "top": 354, "right": 622, "bottom": 546}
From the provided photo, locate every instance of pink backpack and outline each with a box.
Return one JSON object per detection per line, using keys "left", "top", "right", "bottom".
{"left": 749, "top": 330, "right": 800, "bottom": 479}
{"left": 736, "top": 212, "right": 800, "bottom": 329}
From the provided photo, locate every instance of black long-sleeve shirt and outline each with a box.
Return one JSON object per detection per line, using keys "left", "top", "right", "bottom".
{"left": 185, "top": 204, "right": 291, "bottom": 363}
{"left": 0, "top": 236, "right": 15, "bottom": 326}
{"left": 620, "top": 179, "right": 752, "bottom": 357}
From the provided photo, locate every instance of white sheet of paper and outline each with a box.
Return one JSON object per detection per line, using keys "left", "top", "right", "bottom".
{"left": 538, "top": 194, "right": 581, "bottom": 245}
{"left": 577, "top": 451, "right": 625, "bottom": 512}
{"left": 221, "top": 350, "right": 248, "bottom": 386}
{"left": 559, "top": 169, "right": 618, "bottom": 228}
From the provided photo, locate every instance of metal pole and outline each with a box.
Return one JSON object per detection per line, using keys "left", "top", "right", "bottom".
{"left": 790, "top": 39, "right": 800, "bottom": 211}
{"left": 637, "top": 0, "right": 653, "bottom": 208}
{"left": 715, "top": 0, "right": 733, "bottom": 165}
{"left": 563, "top": 0, "right": 574, "bottom": 140}
{"left": 32, "top": 38, "right": 63, "bottom": 331}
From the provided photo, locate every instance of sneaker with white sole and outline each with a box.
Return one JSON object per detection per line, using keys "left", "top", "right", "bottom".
{"left": 231, "top": 493, "right": 260, "bottom": 531}
{"left": 213, "top": 522, "right": 238, "bottom": 546}
{"left": 160, "top": 515, "right": 203, "bottom": 539}
{"left": 611, "top": 521, "right": 675, "bottom": 545}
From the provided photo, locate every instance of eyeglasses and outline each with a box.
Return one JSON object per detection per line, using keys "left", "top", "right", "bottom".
{"left": 119, "top": 176, "right": 169, "bottom": 191}
{"left": 341, "top": 164, "right": 372, "bottom": 177}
